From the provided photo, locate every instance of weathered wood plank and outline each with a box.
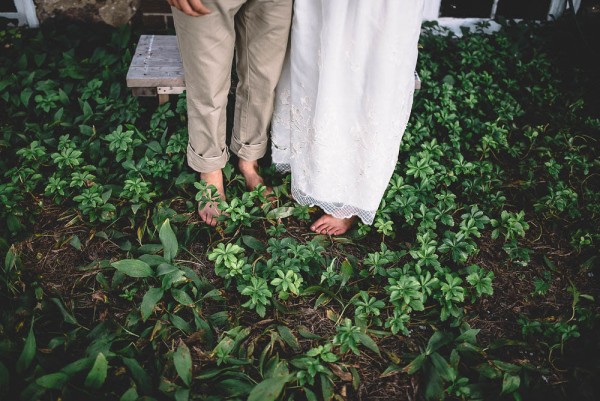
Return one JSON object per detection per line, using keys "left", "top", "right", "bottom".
{"left": 127, "top": 35, "right": 185, "bottom": 88}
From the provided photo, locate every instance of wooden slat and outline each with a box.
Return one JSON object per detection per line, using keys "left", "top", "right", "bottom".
{"left": 126, "top": 35, "right": 185, "bottom": 88}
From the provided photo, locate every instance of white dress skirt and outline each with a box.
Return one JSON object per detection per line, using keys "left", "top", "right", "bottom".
{"left": 271, "top": 0, "right": 424, "bottom": 225}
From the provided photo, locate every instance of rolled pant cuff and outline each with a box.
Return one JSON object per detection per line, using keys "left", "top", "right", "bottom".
{"left": 187, "top": 144, "right": 229, "bottom": 173}
{"left": 230, "top": 136, "right": 267, "bottom": 161}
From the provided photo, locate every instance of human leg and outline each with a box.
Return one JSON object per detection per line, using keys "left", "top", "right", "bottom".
{"left": 172, "top": 1, "right": 245, "bottom": 223}
{"left": 231, "top": 0, "right": 292, "bottom": 189}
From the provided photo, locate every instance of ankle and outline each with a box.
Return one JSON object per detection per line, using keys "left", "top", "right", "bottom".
{"left": 199, "top": 169, "right": 225, "bottom": 199}
{"left": 238, "top": 159, "right": 259, "bottom": 175}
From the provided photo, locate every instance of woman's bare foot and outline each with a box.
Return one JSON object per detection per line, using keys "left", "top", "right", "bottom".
{"left": 238, "top": 159, "right": 272, "bottom": 194}
{"left": 310, "top": 215, "right": 356, "bottom": 236}
{"left": 198, "top": 170, "right": 226, "bottom": 227}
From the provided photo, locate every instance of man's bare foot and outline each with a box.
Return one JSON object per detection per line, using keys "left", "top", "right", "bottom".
{"left": 238, "top": 159, "right": 272, "bottom": 194}
{"left": 199, "top": 170, "right": 226, "bottom": 227}
{"left": 310, "top": 215, "right": 356, "bottom": 236}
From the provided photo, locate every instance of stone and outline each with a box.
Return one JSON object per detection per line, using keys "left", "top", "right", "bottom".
{"left": 34, "top": 0, "right": 141, "bottom": 27}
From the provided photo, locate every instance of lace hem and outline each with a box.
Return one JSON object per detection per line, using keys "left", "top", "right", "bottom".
{"left": 274, "top": 163, "right": 291, "bottom": 174}
{"left": 292, "top": 186, "right": 376, "bottom": 225}
{"left": 273, "top": 163, "right": 376, "bottom": 225}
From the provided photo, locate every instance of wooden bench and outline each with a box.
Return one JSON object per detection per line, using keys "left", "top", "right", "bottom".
{"left": 126, "top": 35, "right": 422, "bottom": 105}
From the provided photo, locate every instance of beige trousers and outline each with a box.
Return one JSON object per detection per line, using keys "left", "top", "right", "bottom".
{"left": 172, "top": 0, "right": 292, "bottom": 173}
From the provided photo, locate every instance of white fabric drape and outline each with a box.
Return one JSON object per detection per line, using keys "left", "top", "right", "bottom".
{"left": 272, "top": 0, "right": 424, "bottom": 224}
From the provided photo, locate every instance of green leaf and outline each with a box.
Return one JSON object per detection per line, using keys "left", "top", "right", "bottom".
{"left": 5, "top": 245, "right": 17, "bottom": 270}
{"left": 425, "top": 331, "right": 452, "bottom": 355}
{"left": 357, "top": 332, "right": 381, "bottom": 356}
{"left": 248, "top": 375, "right": 291, "bottom": 401}
{"left": 174, "top": 343, "right": 193, "bottom": 386}
{"left": 139, "top": 254, "right": 167, "bottom": 267}
{"left": 340, "top": 259, "right": 353, "bottom": 286}
{"left": 69, "top": 235, "right": 82, "bottom": 250}
{"left": 219, "top": 378, "right": 254, "bottom": 397}
{"left": 141, "top": 287, "right": 164, "bottom": 321}
{"left": 501, "top": 373, "right": 521, "bottom": 394}
{"left": 159, "top": 219, "right": 178, "bottom": 263}
{"left": 50, "top": 298, "right": 78, "bottom": 325}
{"left": 122, "top": 357, "right": 152, "bottom": 394}
{"left": 304, "top": 387, "right": 318, "bottom": 401}
{"left": 36, "top": 372, "right": 69, "bottom": 389}
{"left": 172, "top": 288, "right": 194, "bottom": 307}
{"left": 404, "top": 353, "right": 426, "bottom": 375}
{"left": 20, "top": 88, "right": 32, "bottom": 107}
{"left": 321, "top": 375, "right": 334, "bottom": 401}
{"left": 175, "top": 172, "right": 196, "bottom": 186}
{"left": 266, "top": 207, "right": 295, "bottom": 220}
{"left": 298, "top": 326, "right": 322, "bottom": 340}
{"left": 430, "top": 352, "right": 455, "bottom": 382}
{"left": 120, "top": 386, "right": 139, "bottom": 401}
{"left": 170, "top": 314, "right": 192, "bottom": 334}
{"left": 16, "top": 319, "right": 36, "bottom": 373}
{"left": 242, "top": 235, "right": 266, "bottom": 252}
{"left": 84, "top": 352, "right": 108, "bottom": 390}
{"left": 112, "top": 259, "right": 154, "bottom": 278}
{"left": 61, "top": 358, "right": 93, "bottom": 377}
{"left": 380, "top": 364, "right": 402, "bottom": 378}
{"left": 137, "top": 244, "right": 164, "bottom": 254}
{"left": 277, "top": 326, "right": 301, "bottom": 352}
{"left": 174, "top": 388, "right": 190, "bottom": 401}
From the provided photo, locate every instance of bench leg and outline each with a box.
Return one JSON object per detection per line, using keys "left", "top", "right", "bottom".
{"left": 158, "top": 94, "right": 170, "bottom": 105}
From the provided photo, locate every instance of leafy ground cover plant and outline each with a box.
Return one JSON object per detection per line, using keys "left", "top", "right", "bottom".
{"left": 0, "top": 16, "right": 599, "bottom": 401}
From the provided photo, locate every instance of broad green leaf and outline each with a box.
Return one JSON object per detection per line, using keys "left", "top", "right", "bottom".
{"left": 5, "top": 245, "right": 17, "bottom": 270}
{"left": 380, "top": 364, "right": 402, "bottom": 378}
{"left": 36, "top": 372, "right": 69, "bottom": 389}
{"left": 16, "top": 319, "right": 36, "bottom": 373}
{"left": 501, "top": 373, "right": 521, "bottom": 394}
{"left": 84, "top": 352, "right": 108, "bottom": 389}
{"left": 304, "top": 387, "right": 318, "bottom": 401}
{"left": 69, "top": 235, "right": 82, "bottom": 250}
{"left": 61, "top": 358, "right": 93, "bottom": 377}
{"left": 298, "top": 326, "right": 322, "bottom": 340}
{"left": 403, "top": 353, "right": 426, "bottom": 374}
{"left": 174, "top": 343, "right": 192, "bottom": 386}
{"left": 248, "top": 375, "right": 291, "bottom": 401}
{"left": 277, "top": 326, "right": 301, "bottom": 352}
{"left": 159, "top": 219, "right": 178, "bottom": 262}
{"left": 266, "top": 207, "right": 295, "bottom": 220}
{"left": 425, "top": 331, "right": 452, "bottom": 355}
{"left": 340, "top": 259, "right": 353, "bottom": 286}
{"left": 141, "top": 287, "right": 164, "bottom": 321}
{"left": 122, "top": 357, "right": 152, "bottom": 394}
{"left": 430, "top": 352, "right": 455, "bottom": 382}
{"left": 112, "top": 259, "right": 153, "bottom": 278}
{"left": 50, "top": 298, "right": 78, "bottom": 325}
{"left": 321, "top": 374, "right": 334, "bottom": 401}
{"left": 218, "top": 378, "right": 254, "bottom": 397}
{"left": 156, "top": 262, "right": 179, "bottom": 275}
{"left": 455, "top": 328, "right": 480, "bottom": 344}
{"left": 137, "top": 244, "right": 164, "bottom": 254}
{"left": 139, "top": 254, "right": 167, "bottom": 267}
{"left": 172, "top": 289, "right": 194, "bottom": 307}
{"left": 120, "top": 386, "right": 139, "bottom": 401}
{"left": 174, "top": 388, "right": 190, "bottom": 401}
{"left": 357, "top": 332, "right": 381, "bottom": 356}
{"left": 170, "top": 314, "right": 192, "bottom": 334}
{"left": 242, "top": 235, "right": 266, "bottom": 252}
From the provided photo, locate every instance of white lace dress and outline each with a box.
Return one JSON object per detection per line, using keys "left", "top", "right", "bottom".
{"left": 271, "top": 0, "right": 424, "bottom": 225}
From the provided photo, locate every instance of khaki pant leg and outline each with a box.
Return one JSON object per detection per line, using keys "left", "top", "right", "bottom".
{"left": 172, "top": 1, "right": 244, "bottom": 173}
{"left": 230, "top": 0, "right": 293, "bottom": 161}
